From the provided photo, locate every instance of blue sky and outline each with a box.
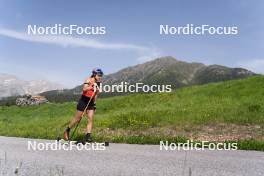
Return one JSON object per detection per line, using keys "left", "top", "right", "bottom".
{"left": 0, "top": 0, "right": 263, "bottom": 88}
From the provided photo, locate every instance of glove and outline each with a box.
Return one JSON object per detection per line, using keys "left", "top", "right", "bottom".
{"left": 96, "top": 82, "right": 101, "bottom": 87}
{"left": 93, "top": 83, "right": 98, "bottom": 92}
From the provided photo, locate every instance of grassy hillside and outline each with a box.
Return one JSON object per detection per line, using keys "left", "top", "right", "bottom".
{"left": 0, "top": 76, "right": 264, "bottom": 150}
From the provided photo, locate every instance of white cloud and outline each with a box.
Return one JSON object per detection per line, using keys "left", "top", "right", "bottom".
{"left": 0, "top": 28, "right": 163, "bottom": 87}
{"left": 0, "top": 28, "right": 148, "bottom": 50}
{"left": 237, "top": 59, "right": 264, "bottom": 74}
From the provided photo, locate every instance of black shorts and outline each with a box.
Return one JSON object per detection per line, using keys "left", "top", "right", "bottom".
{"left": 77, "top": 95, "right": 96, "bottom": 111}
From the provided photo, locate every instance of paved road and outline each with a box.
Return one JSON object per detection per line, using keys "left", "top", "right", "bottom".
{"left": 0, "top": 136, "right": 263, "bottom": 176}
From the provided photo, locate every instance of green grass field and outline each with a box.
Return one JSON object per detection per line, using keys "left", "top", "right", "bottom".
{"left": 0, "top": 76, "right": 264, "bottom": 150}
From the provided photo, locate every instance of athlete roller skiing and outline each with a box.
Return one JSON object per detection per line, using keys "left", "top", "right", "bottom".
{"left": 63, "top": 68, "right": 103, "bottom": 143}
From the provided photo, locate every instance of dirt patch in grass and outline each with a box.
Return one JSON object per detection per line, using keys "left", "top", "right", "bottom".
{"left": 90, "top": 123, "right": 264, "bottom": 143}
{"left": 193, "top": 124, "right": 264, "bottom": 142}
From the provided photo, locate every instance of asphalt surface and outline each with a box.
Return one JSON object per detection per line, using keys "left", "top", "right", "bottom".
{"left": 0, "top": 136, "right": 263, "bottom": 176}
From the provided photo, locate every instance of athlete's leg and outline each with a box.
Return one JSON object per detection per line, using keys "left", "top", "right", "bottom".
{"left": 68, "top": 110, "right": 84, "bottom": 128}
{"left": 64, "top": 110, "right": 84, "bottom": 140}
{"left": 86, "top": 109, "right": 95, "bottom": 134}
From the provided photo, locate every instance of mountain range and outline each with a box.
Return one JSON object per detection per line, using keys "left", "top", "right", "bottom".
{"left": 40, "top": 56, "right": 256, "bottom": 102}
{"left": 0, "top": 73, "right": 64, "bottom": 100}
{"left": 103, "top": 56, "right": 255, "bottom": 86}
